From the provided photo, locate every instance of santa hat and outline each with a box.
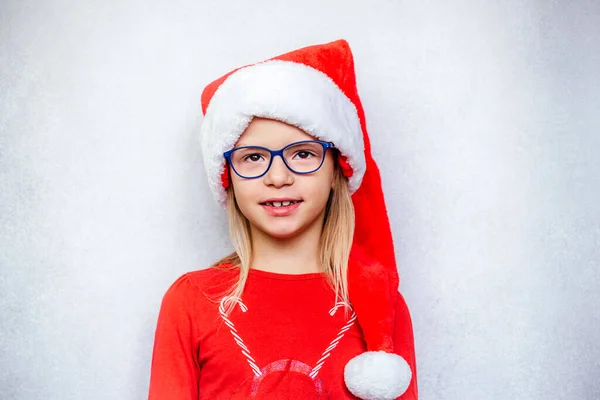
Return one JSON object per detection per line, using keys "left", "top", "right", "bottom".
{"left": 199, "top": 39, "right": 413, "bottom": 399}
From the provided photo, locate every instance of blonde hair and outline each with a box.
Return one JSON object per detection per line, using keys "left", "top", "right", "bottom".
{"left": 211, "top": 160, "right": 355, "bottom": 316}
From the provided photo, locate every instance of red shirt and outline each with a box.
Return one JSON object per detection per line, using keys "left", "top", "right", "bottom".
{"left": 148, "top": 266, "right": 418, "bottom": 399}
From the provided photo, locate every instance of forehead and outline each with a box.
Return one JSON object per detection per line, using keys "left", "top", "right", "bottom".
{"left": 235, "top": 117, "right": 316, "bottom": 148}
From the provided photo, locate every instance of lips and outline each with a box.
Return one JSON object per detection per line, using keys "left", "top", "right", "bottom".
{"left": 260, "top": 199, "right": 303, "bottom": 216}
{"left": 262, "top": 200, "right": 301, "bottom": 207}
{"left": 259, "top": 198, "right": 303, "bottom": 207}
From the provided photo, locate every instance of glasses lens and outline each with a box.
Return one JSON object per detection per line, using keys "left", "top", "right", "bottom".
{"left": 230, "top": 147, "right": 271, "bottom": 177}
{"left": 283, "top": 142, "right": 325, "bottom": 173}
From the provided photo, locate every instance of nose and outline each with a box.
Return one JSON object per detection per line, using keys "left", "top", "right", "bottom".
{"left": 263, "top": 155, "right": 294, "bottom": 187}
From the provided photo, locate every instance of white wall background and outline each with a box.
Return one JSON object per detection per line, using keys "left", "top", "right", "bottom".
{"left": 1, "top": 0, "right": 599, "bottom": 399}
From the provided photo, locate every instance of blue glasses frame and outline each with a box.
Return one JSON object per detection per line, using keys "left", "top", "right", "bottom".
{"left": 223, "top": 140, "right": 336, "bottom": 179}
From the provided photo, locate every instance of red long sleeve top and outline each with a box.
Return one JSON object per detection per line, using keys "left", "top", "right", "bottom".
{"left": 148, "top": 266, "right": 418, "bottom": 399}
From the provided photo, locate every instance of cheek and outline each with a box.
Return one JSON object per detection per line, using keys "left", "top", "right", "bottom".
{"left": 301, "top": 177, "right": 334, "bottom": 208}
{"left": 231, "top": 179, "right": 261, "bottom": 217}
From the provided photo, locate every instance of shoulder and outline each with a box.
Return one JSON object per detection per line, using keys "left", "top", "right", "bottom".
{"left": 154, "top": 266, "right": 240, "bottom": 336}
{"left": 163, "top": 264, "right": 239, "bottom": 302}
{"left": 185, "top": 264, "right": 239, "bottom": 293}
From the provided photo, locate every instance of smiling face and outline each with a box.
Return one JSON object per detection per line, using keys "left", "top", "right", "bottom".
{"left": 229, "top": 117, "right": 336, "bottom": 240}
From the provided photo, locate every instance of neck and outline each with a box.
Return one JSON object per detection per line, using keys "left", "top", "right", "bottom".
{"left": 249, "top": 219, "right": 324, "bottom": 275}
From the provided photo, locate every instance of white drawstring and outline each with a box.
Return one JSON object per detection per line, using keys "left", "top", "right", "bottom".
{"left": 219, "top": 296, "right": 263, "bottom": 377}
{"left": 309, "top": 302, "right": 356, "bottom": 379}
{"left": 218, "top": 297, "right": 356, "bottom": 380}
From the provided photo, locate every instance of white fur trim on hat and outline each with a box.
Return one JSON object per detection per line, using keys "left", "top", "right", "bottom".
{"left": 200, "top": 60, "right": 366, "bottom": 207}
{"left": 344, "top": 351, "right": 412, "bottom": 400}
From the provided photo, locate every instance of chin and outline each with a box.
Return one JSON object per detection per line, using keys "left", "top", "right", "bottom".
{"left": 259, "top": 221, "right": 305, "bottom": 239}
{"left": 252, "top": 211, "right": 319, "bottom": 240}
{"left": 244, "top": 203, "right": 324, "bottom": 240}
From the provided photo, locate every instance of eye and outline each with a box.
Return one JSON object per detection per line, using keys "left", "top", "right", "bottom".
{"left": 242, "top": 153, "right": 265, "bottom": 162}
{"left": 293, "top": 150, "right": 316, "bottom": 159}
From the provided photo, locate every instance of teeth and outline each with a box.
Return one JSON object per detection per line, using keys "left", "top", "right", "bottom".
{"left": 264, "top": 200, "right": 299, "bottom": 207}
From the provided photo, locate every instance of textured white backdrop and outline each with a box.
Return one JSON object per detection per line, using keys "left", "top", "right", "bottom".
{"left": 1, "top": 0, "right": 599, "bottom": 399}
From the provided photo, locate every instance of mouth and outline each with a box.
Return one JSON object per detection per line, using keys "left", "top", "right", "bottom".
{"left": 259, "top": 199, "right": 304, "bottom": 216}
{"left": 259, "top": 200, "right": 303, "bottom": 208}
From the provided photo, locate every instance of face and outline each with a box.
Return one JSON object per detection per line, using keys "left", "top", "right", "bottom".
{"left": 229, "top": 117, "right": 335, "bottom": 240}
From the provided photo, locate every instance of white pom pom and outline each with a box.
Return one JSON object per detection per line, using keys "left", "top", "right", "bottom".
{"left": 344, "top": 351, "right": 412, "bottom": 400}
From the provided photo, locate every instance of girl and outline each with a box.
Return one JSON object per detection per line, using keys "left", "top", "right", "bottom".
{"left": 148, "top": 39, "right": 418, "bottom": 400}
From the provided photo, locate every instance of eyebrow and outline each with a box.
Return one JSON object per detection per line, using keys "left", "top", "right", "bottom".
{"left": 236, "top": 142, "right": 271, "bottom": 148}
{"left": 236, "top": 141, "right": 310, "bottom": 148}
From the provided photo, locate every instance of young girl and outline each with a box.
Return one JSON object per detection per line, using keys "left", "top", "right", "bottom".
{"left": 148, "top": 39, "right": 418, "bottom": 400}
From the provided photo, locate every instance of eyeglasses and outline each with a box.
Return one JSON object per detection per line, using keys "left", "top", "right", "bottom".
{"left": 223, "top": 140, "right": 336, "bottom": 179}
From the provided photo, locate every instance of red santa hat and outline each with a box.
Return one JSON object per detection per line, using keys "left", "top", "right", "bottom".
{"left": 199, "top": 39, "right": 413, "bottom": 399}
